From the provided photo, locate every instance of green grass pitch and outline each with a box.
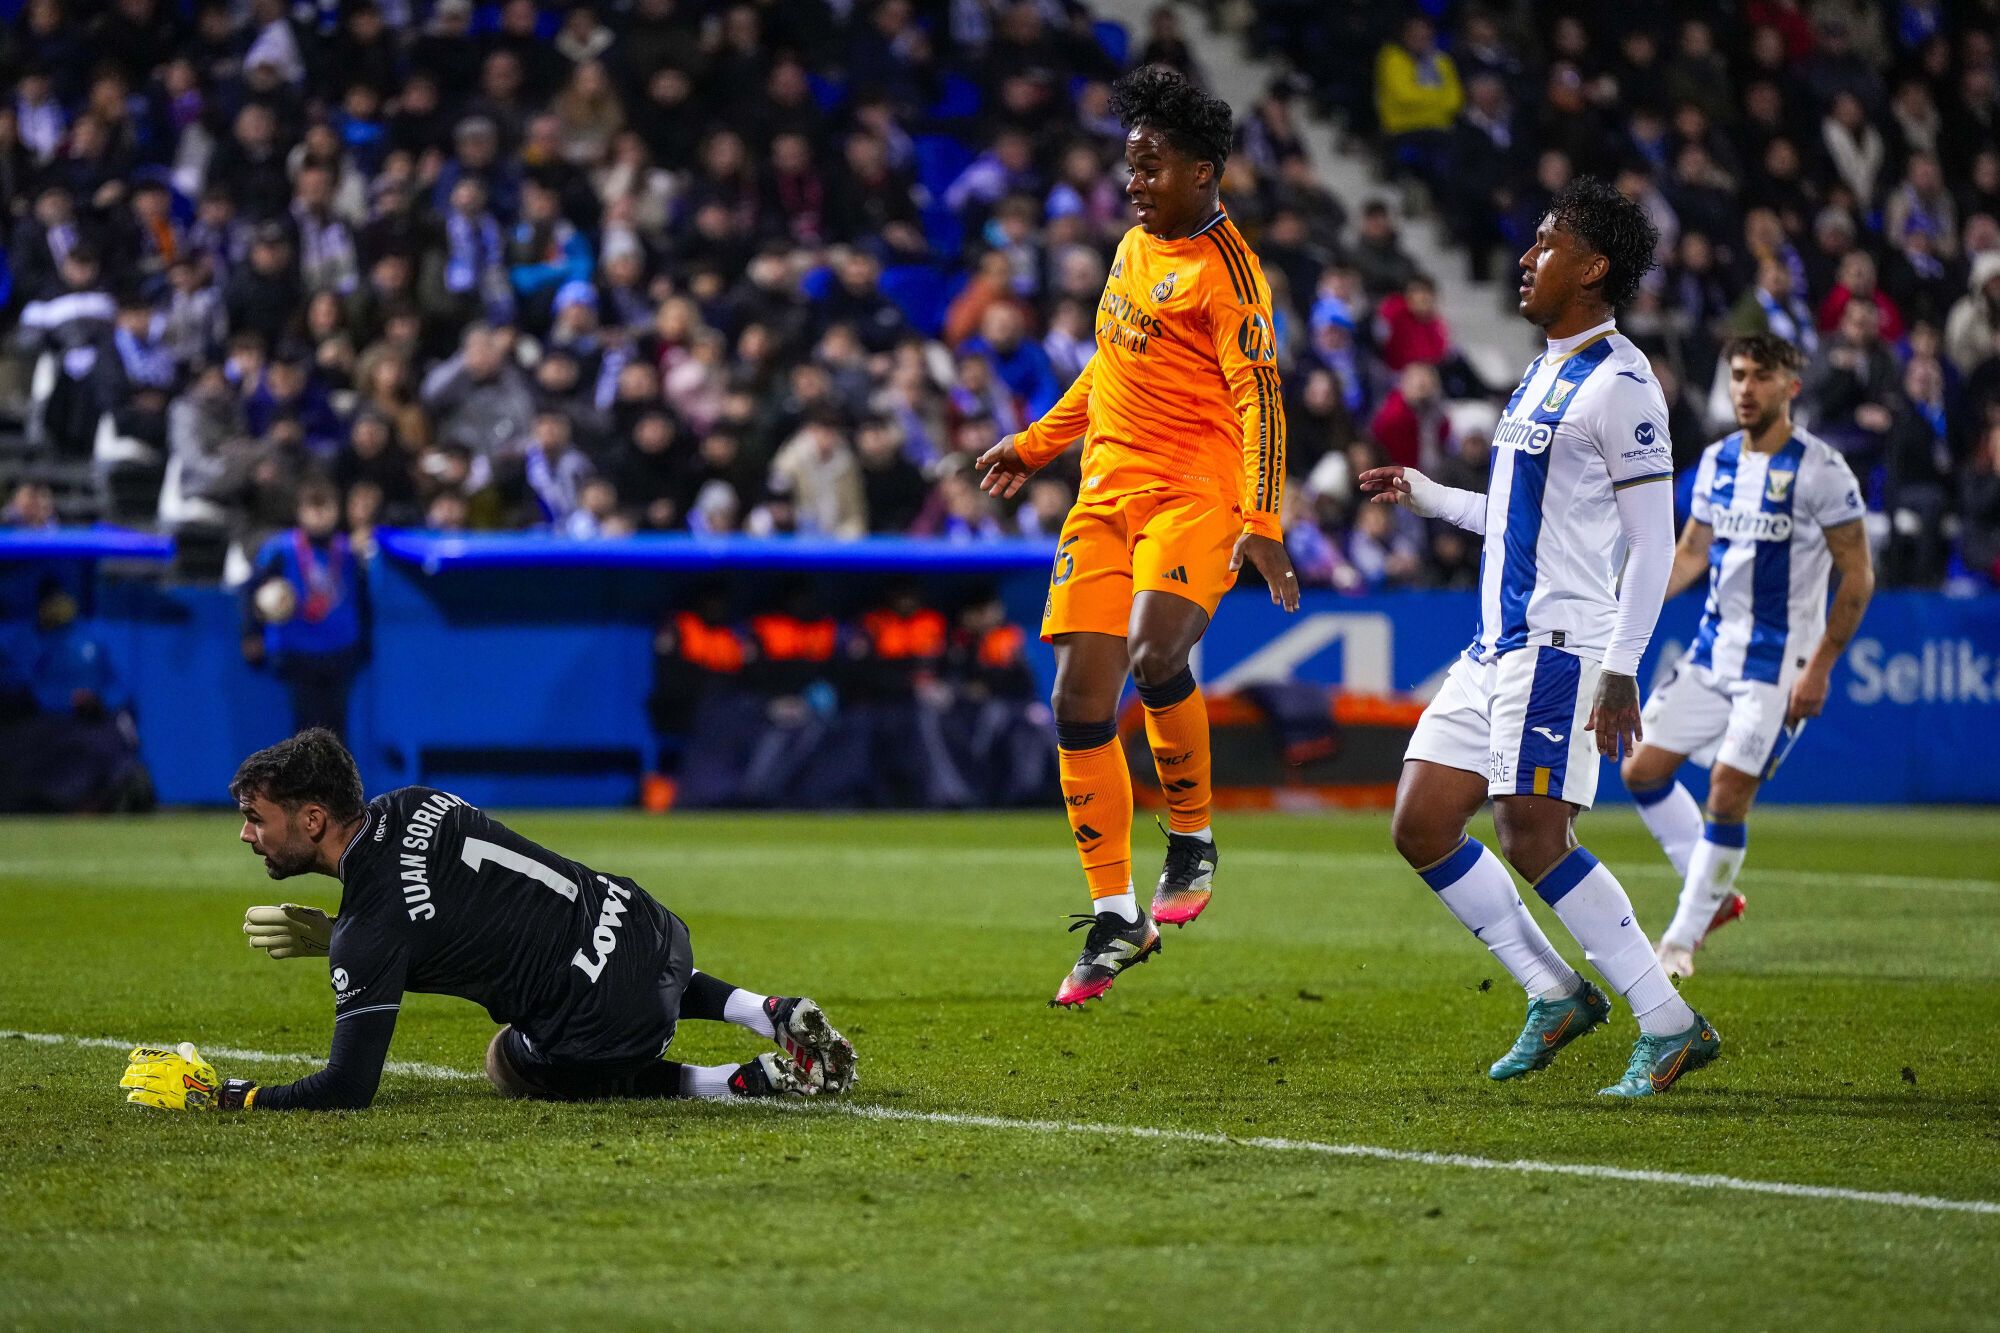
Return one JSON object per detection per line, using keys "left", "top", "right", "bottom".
{"left": 3, "top": 806, "right": 1999, "bottom": 1329}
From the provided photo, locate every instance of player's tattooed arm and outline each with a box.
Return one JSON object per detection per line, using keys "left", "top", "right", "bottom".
{"left": 1587, "top": 671, "right": 1644, "bottom": 761}
{"left": 1790, "top": 518, "right": 1874, "bottom": 725}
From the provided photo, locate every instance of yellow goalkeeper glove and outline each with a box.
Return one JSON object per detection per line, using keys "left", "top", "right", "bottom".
{"left": 243, "top": 903, "right": 333, "bottom": 959}
{"left": 120, "top": 1042, "right": 221, "bottom": 1110}
{"left": 119, "top": 1043, "right": 259, "bottom": 1111}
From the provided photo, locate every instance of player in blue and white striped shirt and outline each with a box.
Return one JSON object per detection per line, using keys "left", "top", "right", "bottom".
{"left": 1621, "top": 335, "right": 1875, "bottom": 979}
{"left": 1362, "top": 178, "right": 1720, "bottom": 1098}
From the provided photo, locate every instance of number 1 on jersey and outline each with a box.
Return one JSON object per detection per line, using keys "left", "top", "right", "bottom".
{"left": 460, "top": 837, "right": 578, "bottom": 901}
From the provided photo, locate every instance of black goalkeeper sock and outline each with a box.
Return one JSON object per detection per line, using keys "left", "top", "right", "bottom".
{"left": 682, "top": 969, "right": 739, "bottom": 1022}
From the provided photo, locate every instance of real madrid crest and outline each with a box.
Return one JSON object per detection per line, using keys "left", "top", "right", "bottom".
{"left": 1151, "top": 271, "right": 1177, "bottom": 303}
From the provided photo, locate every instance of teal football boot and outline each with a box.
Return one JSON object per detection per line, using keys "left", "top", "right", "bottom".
{"left": 1599, "top": 1014, "right": 1722, "bottom": 1097}
{"left": 1488, "top": 981, "right": 1612, "bottom": 1080}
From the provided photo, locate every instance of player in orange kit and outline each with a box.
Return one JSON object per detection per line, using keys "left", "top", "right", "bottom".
{"left": 977, "top": 65, "right": 1299, "bottom": 1007}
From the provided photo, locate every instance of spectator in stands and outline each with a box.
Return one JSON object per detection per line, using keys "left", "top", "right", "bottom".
{"left": 242, "top": 478, "right": 369, "bottom": 739}
{"left": 1962, "top": 423, "right": 2000, "bottom": 585}
{"left": 1444, "top": 73, "right": 1522, "bottom": 281}
{"left": 1817, "top": 250, "right": 1907, "bottom": 344}
{"left": 770, "top": 410, "right": 865, "bottom": 539}
{"left": 1803, "top": 298, "right": 1904, "bottom": 465}
{"left": 1883, "top": 354, "right": 1956, "bottom": 585}
{"left": 963, "top": 303, "right": 1061, "bottom": 421}
{"left": 1369, "top": 363, "right": 1453, "bottom": 474}
{"left": 0, "top": 579, "right": 152, "bottom": 813}
{"left": 4, "top": 481, "right": 58, "bottom": 529}
{"left": 1729, "top": 256, "right": 1820, "bottom": 353}
{"left": 1374, "top": 17, "right": 1461, "bottom": 188}
{"left": 1349, "top": 200, "right": 1420, "bottom": 299}
{"left": 857, "top": 415, "right": 927, "bottom": 535}
{"left": 421, "top": 324, "right": 535, "bottom": 462}
{"left": 1946, "top": 252, "right": 2000, "bottom": 376}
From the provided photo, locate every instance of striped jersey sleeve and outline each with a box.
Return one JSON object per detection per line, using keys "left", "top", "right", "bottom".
{"left": 1201, "top": 229, "right": 1285, "bottom": 539}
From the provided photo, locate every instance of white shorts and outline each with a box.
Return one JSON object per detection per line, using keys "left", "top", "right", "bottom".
{"left": 1640, "top": 659, "right": 1802, "bottom": 780}
{"left": 1406, "top": 647, "right": 1604, "bottom": 808}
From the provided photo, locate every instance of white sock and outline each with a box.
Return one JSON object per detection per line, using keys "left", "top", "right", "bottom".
{"left": 1180, "top": 825, "right": 1213, "bottom": 843}
{"left": 1632, "top": 780, "right": 1702, "bottom": 877}
{"left": 1094, "top": 889, "right": 1138, "bottom": 922}
{"left": 1663, "top": 821, "right": 1748, "bottom": 950}
{"left": 1536, "top": 848, "right": 1696, "bottom": 1035}
{"left": 677, "top": 1062, "right": 739, "bottom": 1099}
{"left": 723, "top": 986, "right": 776, "bottom": 1039}
{"left": 1419, "top": 837, "right": 1581, "bottom": 1000}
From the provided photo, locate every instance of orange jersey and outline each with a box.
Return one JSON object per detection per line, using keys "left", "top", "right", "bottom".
{"left": 1015, "top": 212, "right": 1286, "bottom": 539}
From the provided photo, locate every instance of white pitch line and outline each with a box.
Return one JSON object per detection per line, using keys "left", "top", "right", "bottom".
{"left": 3, "top": 1029, "right": 477, "bottom": 1080}
{"left": 11, "top": 1029, "right": 1997, "bottom": 1218}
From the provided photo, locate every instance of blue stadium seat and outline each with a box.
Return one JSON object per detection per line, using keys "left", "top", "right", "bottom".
{"left": 920, "top": 206, "right": 964, "bottom": 261}
{"left": 1092, "top": 19, "right": 1129, "bottom": 67}
{"left": 914, "top": 133, "right": 976, "bottom": 203}
{"left": 880, "top": 264, "right": 951, "bottom": 338}
{"left": 928, "top": 72, "right": 983, "bottom": 122}
{"left": 808, "top": 73, "right": 848, "bottom": 113}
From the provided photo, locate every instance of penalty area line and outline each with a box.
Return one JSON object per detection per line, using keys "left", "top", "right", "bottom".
{"left": 14, "top": 1029, "right": 1996, "bottom": 1217}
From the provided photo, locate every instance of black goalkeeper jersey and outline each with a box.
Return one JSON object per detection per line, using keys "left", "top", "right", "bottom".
{"left": 257, "top": 787, "right": 691, "bottom": 1110}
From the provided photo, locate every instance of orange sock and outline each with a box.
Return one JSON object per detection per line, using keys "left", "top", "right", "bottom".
{"left": 1139, "top": 668, "right": 1211, "bottom": 834}
{"left": 1055, "top": 720, "right": 1132, "bottom": 899}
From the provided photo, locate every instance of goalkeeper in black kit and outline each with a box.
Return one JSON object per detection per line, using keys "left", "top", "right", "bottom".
{"left": 118, "top": 729, "right": 855, "bottom": 1111}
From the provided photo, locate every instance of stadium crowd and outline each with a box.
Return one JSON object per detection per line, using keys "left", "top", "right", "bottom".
{"left": 0, "top": 0, "right": 1997, "bottom": 592}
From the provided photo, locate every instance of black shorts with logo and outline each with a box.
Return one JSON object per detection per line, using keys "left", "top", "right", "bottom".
{"left": 490, "top": 899, "right": 695, "bottom": 1098}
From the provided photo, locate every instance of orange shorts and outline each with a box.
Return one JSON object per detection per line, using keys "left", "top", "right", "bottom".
{"left": 1040, "top": 491, "right": 1244, "bottom": 640}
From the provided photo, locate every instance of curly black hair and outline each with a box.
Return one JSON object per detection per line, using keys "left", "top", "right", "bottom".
{"left": 1544, "top": 176, "right": 1661, "bottom": 310}
{"left": 230, "top": 727, "right": 365, "bottom": 822}
{"left": 1110, "top": 64, "right": 1233, "bottom": 172}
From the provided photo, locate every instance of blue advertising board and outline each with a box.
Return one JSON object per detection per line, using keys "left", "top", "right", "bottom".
{"left": 15, "top": 534, "right": 1998, "bottom": 807}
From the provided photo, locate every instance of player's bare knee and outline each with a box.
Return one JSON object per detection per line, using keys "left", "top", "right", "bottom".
{"left": 485, "top": 1027, "right": 536, "bottom": 1098}
{"left": 1125, "top": 638, "right": 1188, "bottom": 687}
{"left": 1390, "top": 802, "right": 1456, "bottom": 869}
{"left": 1492, "top": 802, "right": 1572, "bottom": 881}
{"left": 1706, "top": 768, "right": 1759, "bottom": 823}
{"left": 1049, "top": 682, "right": 1116, "bottom": 726}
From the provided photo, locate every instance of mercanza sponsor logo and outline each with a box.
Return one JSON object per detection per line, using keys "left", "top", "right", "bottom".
{"left": 1711, "top": 508, "right": 1793, "bottom": 542}
{"left": 571, "top": 875, "right": 634, "bottom": 984}
{"left": 1847, "top": 639, "right": 1994, "bottom": 705}
{"left": 1493, "top": 416, "right": 1555, "bottom": 454}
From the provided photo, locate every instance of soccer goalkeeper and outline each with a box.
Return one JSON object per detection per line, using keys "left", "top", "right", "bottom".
{"left": 119, "top": 728, "right": 856, "bottom": 1111}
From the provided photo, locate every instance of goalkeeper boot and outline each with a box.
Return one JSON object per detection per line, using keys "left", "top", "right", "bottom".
{"left": 1599, "top": 1014, "right": 1722, "bottom": 1098}
{"left": 1487, "top": 981, "right": 1613, "bottom": 1081}
{"left": 763, "top": 996, "right": 857, "bottom": 1094}
{"left": 1151, "top": 827, "right": 1218, "bottom": 927}
{"left": 1051, "top": 909, "right": 1161, "bottom": 1007}
{"left": 727, "top": 1051, "right": 819, "bottom": 1098}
